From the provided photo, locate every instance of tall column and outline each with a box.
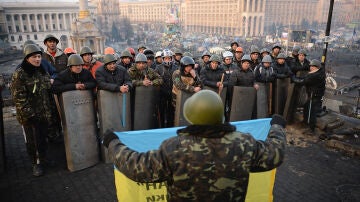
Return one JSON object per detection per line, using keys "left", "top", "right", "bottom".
{"left": 19, "top": 15, "right": 24, "bottom": 32}
{"left": 11, "top": 14, "right": 16, "bottom": 33}
{"left": 63, "top": 13, "right": 68, "bottom": 30}
{"left": 27, "top": 14, "right": 32, "bottom": 32}
{"left": 49, "top": 13, "right": 53, "bottom": 31}
{"left": 246, "top": 0, "right": 250, "bottom": 13}
{"left": 34, "top": 14, "right": 39, "bottom": 32}
{"left": 42, "top": 14, "right": 46, "bottom": 31}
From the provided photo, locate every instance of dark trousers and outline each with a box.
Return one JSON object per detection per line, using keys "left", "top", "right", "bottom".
{"left": 303, "top": 97, "right": 322, "bottom": 130}
{"left": 23, "top": 121, "right": 49, "bottom": 164}
{"left": 159, "top": 96, "right": 175, "bottom": 128}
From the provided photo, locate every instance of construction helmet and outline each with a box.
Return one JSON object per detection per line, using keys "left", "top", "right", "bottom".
{"left": 209, "top": 55, "right": 221, "bottom": 63}
{"left": 23, "top": 44, "right": 42, "bottom": 58}
{"left": 241, "top": 54, "right": 252, "bottom": 62}
{"left": 64, "top": 47, "right": 76, "bottom": 55}
{"left": 162, "top": 49, "right": 173, "bottom": 58}
{"left": 103, "top": 54, "right": 117, "bottom": 65}
{"left": 235, "top": 47, "right": 244, "bottom": 52}
{"left": 183, "top": 90, "right": 224, "bottom": 125}
{"left": 67, "top": 54, "right": 84, "bottom": 67}
{"left": 120, "top": 50, "right": 132, "bottom": 58}
{"left": 135, "top": 53, "right": 147, "bottom": 63}
{"left": 222, "top": 51, "right": 233, "bottom": 59}
{"left": 155, "top": 51, "right": 162, "bottom": 58}
{"left": 104, "top": 47, "right": 115, "bottom": 55}
{"left": 276, "top": 53, "right": 287, "bottom": 59}
{"left": 80, "top": 46, "right": 94, "bottom": 56}
{"left": 262, "top": 55, "right": 273, "bottom": 63}
{"left": 126, "top": 47, "right": 136, "bottom": 57}
{"left": 43, "top": 34, "right": 59, "bottom": 44}
{"left": 309, "top": 59, "right": 321, "bottom": 68}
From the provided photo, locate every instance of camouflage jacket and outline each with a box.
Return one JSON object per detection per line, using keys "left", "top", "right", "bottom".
{"left": 172, "top": 69, "right": 202, "bottom": 94}
{"left": 128, "top": 66, "right": 163, "bottom": 87}
{"left": 11, "top": 60, "right": 54, "bottom": 124}
{"left": 108, "top": 123, "right": 286, "bottom": 202}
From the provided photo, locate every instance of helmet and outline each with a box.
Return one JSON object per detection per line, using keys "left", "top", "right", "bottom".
{"left": 79, "top": 46, "right": 94, "bottom": 56}
{"left": 120, "top": 50, "right": 132, "bottom": 58}
{"left": 183, "top": 52, "right": 193, "bottom": 58}
{"left": 276, "top": 53, "right": 287, "bottom": 59}
{"left": 135, "top": 53, "right": 147, "bottom": 63}
{"left": 24, "top": 40, "right": 36, "bottom": 47}
{"left": 183, "top": 90, "right": 224, "bottom": 125}
{"left": 250, "top": 45, "right": 260, "bottom": 54}
{"left": 162, "top": 49, "right": 173, "bottom": 58}
{"left": 103, "top": 54, "right": 117, "bottom": 65}
{"left": 104, "top": 47, "right": 115, "bottom": 55}
{"left": 126, "top": 47, "right": 136, "bottom": 57}
{"left": 298, "top": 49, "right": 307, "bottom": 56}
{"left": 309, "top": 59, "right": 321, "bottom": 68}
{"left": 260, "top": 48, "right": 270, "bottom": 54}
{"left": 67, "top": 54, "right": 84, "bottom": 67}
{"left": 23, "top": 44, "right": 42, "bottom": 58}
{"left": 180, "top": 56, "right": 195, "bottom": 67}
{"left": 241, "top": 54, "right": 252, "bottom": 62}
{"left": 235, "top": 47, "right": 243, "bottom": 52}
{"left": 262, "top": 55, "right": 273, "bottom": 63}
{"left": 292, "top": 46, "right": 301, "bottom": 53}
{"left": 209, "top": 55, "right": 221, "bottom": 63}
{"left": 155, "top": 51, "right": 162, "bottom": 58}
{"left": 230, "top": 41, "right": 239, "bottom": 47}
{"left": 143, "top": 49, "right": 154, "bottom": 58}
{"left": 173, "top": 48, "right": 182, "bottom": 55}
{"left": 272, "top": 43, "right": 282, "bottom": 50}
{"left": 43, "top": 34, "right": 59, "bottom": 44}
{"left": 201, "top": 51, "right": 211, "bottom": 58}
{"left": 64, "top": 47, "right": 76, "bottom": 55}
{"left": 138, "top": 45, "right": 147, "bottom": 51}
{"left": 222, "top": 51, "right": 233, "bottom": 58}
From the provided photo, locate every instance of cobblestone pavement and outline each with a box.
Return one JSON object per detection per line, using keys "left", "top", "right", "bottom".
{"left": 1, "top": 113, "right": 359, "bottom": 202}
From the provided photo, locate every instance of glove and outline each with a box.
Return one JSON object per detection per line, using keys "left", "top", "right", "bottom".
{"left": 27, "top": 116, "right": 38, "bottom": 124}
{"left": 102, "top": 129, "right": 118, "bottom": 148}
{"left": 270, "top": 114, "right": 287, "bottom": 128}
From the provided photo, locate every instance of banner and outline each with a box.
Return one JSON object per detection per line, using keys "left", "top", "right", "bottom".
{"left": 114, "top": 118, "right": 276, "bottom": 202}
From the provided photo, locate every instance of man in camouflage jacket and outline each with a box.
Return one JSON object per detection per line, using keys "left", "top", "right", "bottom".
{"left": 11, "top": 44, "right": 55, "bottom": 176}
{"left": 103, "top": 90, "right": 286, "bottom": 201}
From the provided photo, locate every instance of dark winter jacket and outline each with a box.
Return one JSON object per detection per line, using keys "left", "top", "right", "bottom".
{"left": 95, "top": 65, "right": 132, "bottom": 92}
{"left": 52, "top": 68, "right": 96, "bottom": 94}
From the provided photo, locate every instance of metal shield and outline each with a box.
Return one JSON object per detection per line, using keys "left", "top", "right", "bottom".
{"left": 273, "top": 78, "right": 290, "bottom": 115}
{"left": 132, "top": 86, "right": 159, "bottom": 130}
{"left": 97, "top": 90, "right": 131, "bottom": 163}
{"left": 256, "top": 83, "right": 269, "bottom": 118}
{"left": 203, "top": 86, "right": 227, "bottom": 105}
{"left": 174, "top": 90, "right": 193, "bottom": 127}
{"left": 60, "top": 90, "right": 99, "bottom": 172}
{"left": 230, "top": 86, "right": 256, "bottom": 121}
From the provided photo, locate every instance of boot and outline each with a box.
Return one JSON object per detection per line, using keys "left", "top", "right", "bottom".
{"left": 32, "top": 164, "right": 44, "bottom": 177}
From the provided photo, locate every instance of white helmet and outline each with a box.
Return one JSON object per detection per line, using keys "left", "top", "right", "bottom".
{"left": 162, "top": 49, "right": 173, "bottom": 58}
{"left": 222, "top": 51, "right": 233, "bottom": 59}
{"left": 155, "top": 51, "right": 162, "bottom": 58}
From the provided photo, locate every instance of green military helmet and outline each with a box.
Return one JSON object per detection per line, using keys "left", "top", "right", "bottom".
{"left": 67, "top": 54, "right": 84, "bottom": 67}
{"left": 241, "top": 54, "right": 252, "bottom": 62}
{"left": 276, "top": 53, "right": 287, "bottom": 59}
{"left": 209, "top": 54, "right": 221, "bottom": 63}
{"left": 309, "top": 59, "right": 321, "bottom": 68}
{"left": 24, "top": 40, "right": 36, "bottom": 46}
{"left": 43, "top": 34, "right": 59, "bottom": 44}
{"left": 120, "top": 50, "right": 133, "bottom": 58}
{"left": 173, "top": 48, "right": 182, "bottom": 55}
{"left": 135, "top": 53, "right": 147, "bottom": 62}
{"left": 183, "top": 51, "right": 193, "bottom": 58}
{"left": 292, "top": 46, "right": 301, "bottom": 54}
{"left": 260, "top": 48, "right": 270, "bottom": 54}
{"left": 298, "top": 49, "right": 307, "bottom": 56}
{"left": 262, "top": 55, "right": 273, "bottom": 63}
{"left": 250, "top": 45, "right": 260, "bottom": 54}
{"left": 183, "top": 90, "right": 224, "bottom": 125}
{"left": 201, "top": 51, "right": 211, "bottom": 58}
{"left": 103, "top": 54, "right": 117, "bottom": 65}
{"left": 80, "top": 46, "right": 94, "bottom": 56}
{"left": 23, "top": 44, "right": 42, "bottom": 58}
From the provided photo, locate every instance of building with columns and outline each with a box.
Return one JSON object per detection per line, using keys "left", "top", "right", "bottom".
{"left": 0, "top": 1, "right": 98, "bottom": 50}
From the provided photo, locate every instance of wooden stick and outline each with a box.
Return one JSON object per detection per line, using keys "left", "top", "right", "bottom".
{"left": 218, "top": 73, "right": 224, "bottom": 95}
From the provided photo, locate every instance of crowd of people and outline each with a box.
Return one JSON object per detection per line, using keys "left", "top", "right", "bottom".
{"left": 10, "top": 34, "right": 324, "bottom": 184}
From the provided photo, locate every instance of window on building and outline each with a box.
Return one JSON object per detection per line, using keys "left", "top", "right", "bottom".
{"left": 34, "top": 34, "right": 38, "bottom": 40}
{"left": 16, "top": 26, "right": 20, "bottom": 32}
{"left": 19, "top": 35, "right": 23, "bottom": 42}
{"left": 37, "top": 15, "right": 40, "bottom": 20}
{"left": 6, "top": 15, "right": 11, "bottom": 21}
{"left": 27, "top": 35, "right": 30, "bottom": 40}
{"left": 22, "top": 15, "right": 26, "bottom": 21}
{"left": 30, "top": 15, "right": 33, "bottom": 20}
{"left": 31, "top": 25, "right": 35, "bottom": 32}
{"left": 24, "top": 25, "right": 27, "bottom": 31}
{"left": 38, "top": 25, "right": 41, "bottom": 31}
{"left": 8, "top": 26, "right": 12, "bottom": 33}
{"left": 52, "top": 14, "right": 55, "bottom": 20}
{"left": 11, "top": 36, "right": 15, "bottom": 42}
{"left": 59, "top": 24, "right": 62, "bottom": 29}
{"left": 14, "top": 15, "right": 18, "bottom": 21}
{"left": 46, "top": 24, "right": 48, "bottom": 30}
{"left": 53, "top": 24, "right": 55, "bottom": 29}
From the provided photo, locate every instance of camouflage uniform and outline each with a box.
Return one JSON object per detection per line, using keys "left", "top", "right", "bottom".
{"left": 108, "top": 123, "right": 286, "bottom": 201}
{"left": 172, "top": 69, "right": 202, "bottom": 94}
{"left": 11, "top": 60, "right": 55, "bottom": 163}
{"left": 128, "top": 66, "right": 163, "bottom": 87}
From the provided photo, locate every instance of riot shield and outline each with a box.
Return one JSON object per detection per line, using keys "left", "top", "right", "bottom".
{"left": 273, "top": 78, "right": 290, "bottom": 115}
{"left": 230, "top": 86, "right": 256, "bottom": 121}
{"left": 203, "top": 86, "right": 227, "bottom": 105}
{"left": 97, "top": 90, "right": 131, "bottom": 163}
{"left": 60, "top": 90, "right": 99, "bottom": 172}
{"left": 174, "top": 90, "right": 193, "bottom": 127}
{"left": 256, "top": 83, "right": 269, "bottom": 118}
{"left": 132, "top": 86, "right": 159, "bottom": 130}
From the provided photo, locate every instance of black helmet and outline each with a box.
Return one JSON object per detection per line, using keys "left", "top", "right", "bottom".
{"left": 23, "top": 44, "right": 42, "bottom": 58}
{"left": 79, "top": 46, "right": 94, "bottom": 56}
{"left": 309, "top": 59, "right": 321, "bottom": 68}
{"left": 67, "top": 54, "right": 84, "bottom": 67}
{"left": 183, "top": 90, "right": 224, "bottom": 125}
{"left": 180, "top": 56, "right": 195, "bottom": 67}
{"left": 103, "top": 54, "right": 117, "bottom": 65}
{"left": 230, "top": 41, "right": 239, "bottom": 47}
{"left": 43, "top": 34, "right": 59, "bottom": 44}
{"left": 143, "top": 49, "right": 154, "bottom": 59}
